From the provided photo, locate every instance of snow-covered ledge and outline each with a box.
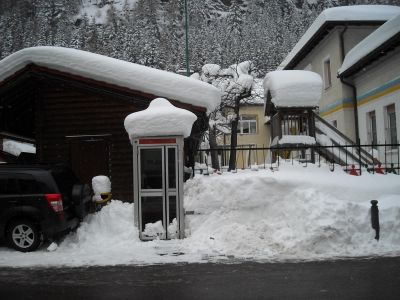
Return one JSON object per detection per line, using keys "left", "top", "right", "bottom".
{"left": 271, "top": 135, "right": 317, "bottom": 147}
{"left": 124, "top": 98, "right": 197, "bottom": 142}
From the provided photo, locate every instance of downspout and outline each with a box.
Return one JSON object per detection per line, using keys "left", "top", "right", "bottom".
{"left": 339, "top": 26, "right": 360, "bottom": 145}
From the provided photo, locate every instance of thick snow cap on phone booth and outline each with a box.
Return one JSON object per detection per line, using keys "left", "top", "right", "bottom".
{"left": 263, "top": 70, "right": 322, "bottom": 108}
{"left": 0, "top": 46, "right": 221, "bottom": 113}
{"left": 124, "top": 98, "right": 197, "bottom": 141}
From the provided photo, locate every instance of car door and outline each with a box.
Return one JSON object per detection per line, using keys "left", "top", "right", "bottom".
{"left": 0, "top": 174, "right": 21, "bottom": 218}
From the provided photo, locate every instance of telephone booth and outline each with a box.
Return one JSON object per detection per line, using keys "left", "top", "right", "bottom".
{"left": 132, "top": 137, "right": 185, "bottom": 240}
{"left": 124, "top": 98, "right": 197, "bottom": 241}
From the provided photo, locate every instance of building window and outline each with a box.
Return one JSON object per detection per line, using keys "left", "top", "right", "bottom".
{"left": 386, "top": 104, "right": 397, "bottom": 148}
{"left": 367, "top": 111, "right": 377, "bottom": 145}
{"left": 239, "top": 115, "right": 257, "bottom": 134}
{"left": 323, "top": 57, "right": 331, "bottom": 89}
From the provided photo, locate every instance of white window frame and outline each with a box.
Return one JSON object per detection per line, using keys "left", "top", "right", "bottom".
{"left": 385, "top": 104, "right": 397, "bottom": 149}
{"left": 323, "top": 56, "right": 332, "bottom": 89}
{"left": 367, "top": 110, "right": 377, "bottom": 145}
{"left": 238, "top": 115, "right": 257, "bottom": 135}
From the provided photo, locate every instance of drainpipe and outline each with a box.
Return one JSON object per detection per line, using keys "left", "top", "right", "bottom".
{"left": 339, "top": 25, "right": 360, "bottom": 145}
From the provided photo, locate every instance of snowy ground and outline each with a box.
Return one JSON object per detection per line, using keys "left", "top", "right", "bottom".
{"left": 1, "top": 162, "right": 399, "bottom": 267}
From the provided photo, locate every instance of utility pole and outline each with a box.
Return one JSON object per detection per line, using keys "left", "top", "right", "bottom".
{"left": 184, "top": 0, "right": 190, "bottom": 76}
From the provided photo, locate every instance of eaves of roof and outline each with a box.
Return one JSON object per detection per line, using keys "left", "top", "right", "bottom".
{"left": 338, "top": 32, "right": 400, "bottom": 78}
{"left": 282, "top": 20, "right": 385, "bottom": 70}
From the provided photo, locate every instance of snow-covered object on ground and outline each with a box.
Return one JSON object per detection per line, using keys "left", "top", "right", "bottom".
{"left": 124, "top": 98, "right": 197, "bottom": 140}
{"left": 92, "top": 176, "right": 111, "bottom": 202}
{"left": 143, "top": 221, "right": 164, "bottom": 238}
{"left": 2, "top": 139, "right": 36, "bottom": 156}
{"left": 0, "top": 47, "right": 221, "bottom": 113}
{"left": 264, "top": 70, "right": 322, "bottom": 108}
{"left": 279, "top": 5, "right": 400, "bottom": 69}
{"left": 339, "top": 14, "right": 400, "bottom": 76}
{"left": 272, "top": 135, "right": 317, "bottom": 146}
{"left": 1, "top": 164, "right": 399, "bottom": 267}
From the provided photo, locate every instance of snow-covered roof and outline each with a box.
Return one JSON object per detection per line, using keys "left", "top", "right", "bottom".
{"left": 245, "top": 78, "right": 264, "bottom": 105}
{"left": 279, "top": 5, "right": 400, "bottom": 70}
{"left": 338, "top": 13, "right": 400, "bottom": 76}
{"left": 263, "top": 70, "right": 322, "bottom": 108}
{"left": 0, "top": 47, "right": 221, "bottom": 112}
{"left": 124, "top": 98, "right": 197, "bottom": 140}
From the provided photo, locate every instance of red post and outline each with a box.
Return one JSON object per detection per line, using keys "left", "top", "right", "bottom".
{"left": 349, "top": 164, "right": 359, "bottom": 176}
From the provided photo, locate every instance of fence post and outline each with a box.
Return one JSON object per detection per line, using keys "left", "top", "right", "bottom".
{"left": 358, "top": 143, "right": 362, "bottom": 175}
{"left": 370, "top": 200, "right": 380, "bottom": 241}
{"left": 397, "top": 140, "right": 399, "bottom": 174}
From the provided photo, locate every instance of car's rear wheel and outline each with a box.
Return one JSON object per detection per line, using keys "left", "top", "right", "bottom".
{"left": 7, "top": 219, "right": 42, "bottom": 252}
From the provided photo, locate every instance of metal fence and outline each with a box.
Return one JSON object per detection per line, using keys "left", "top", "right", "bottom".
{"left": 194, "top": 143, "right": 400, "bottom": 176}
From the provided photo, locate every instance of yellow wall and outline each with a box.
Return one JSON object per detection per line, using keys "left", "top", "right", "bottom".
{"left": 218, "top": 105, "right": 270, "bottom": 168}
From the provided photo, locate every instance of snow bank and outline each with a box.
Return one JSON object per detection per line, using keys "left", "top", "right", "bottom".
{"left": 0, "top": 47, "right": 221, "bottom": 112}
{"left": 124, "top": 98, "right": 197, "bottom": 140}
{"left": 280, "top": 5, "right": 400, "bottom": 69}
{"left": 1, "top": 163, "right": 399, "bottom": 267}
{"left": 183, "top": 163, "right": 400, "bottom": 260}
{"left": 264, "top": 70, "right": 322, "bottom": 107}
{"left": 2, "top": 139, "right": 36, "bottom": 156}
{"left": 339, "top": 14, "right": 400, "bottom": 76}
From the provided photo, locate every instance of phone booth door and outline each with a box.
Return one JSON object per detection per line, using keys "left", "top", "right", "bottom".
{"left": 138, "top": 144, "right": 180, "bottom": 240}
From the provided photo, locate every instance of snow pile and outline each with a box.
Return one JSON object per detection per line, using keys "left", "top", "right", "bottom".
{"left": 339, "top": 14, "right": 400, "bottom": 76}
{"left": 280, "top": 5, "right": 400, "bottom": 69}
{"left": 182, "top": 164, "right": 400, "bottom": 260}
{"left": 264, "top": 70, "right": 322, "bottom": 107}
{"left": 0, "top": 164, "right": 399, "bottom": 267}
{"left": 2, "top": 139, "right": 36, "bottom": 156}
{"left": 124, "top": 98, "right": 197, "bottom": 140}
{"left": 92, "top": 176, "right": 111, "bottom": 202}
{"left": 0, "top": 47, "right": 221, "bottom": 112}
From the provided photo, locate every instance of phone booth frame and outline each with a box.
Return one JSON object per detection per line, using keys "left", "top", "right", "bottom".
{"left": 132, "top": 136, "right": 185, "bottom": 240}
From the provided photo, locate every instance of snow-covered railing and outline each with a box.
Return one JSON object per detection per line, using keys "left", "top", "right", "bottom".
{"left": 193, "top": 143, "right": 400, "bottom": 176}
{"left": 313, "top": 112, "right": 376, "bottom": 165}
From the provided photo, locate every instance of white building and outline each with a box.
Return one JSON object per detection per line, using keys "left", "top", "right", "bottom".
{"left": 338, "top": 14, "right": 400, "bottom": 165}
{"left": 279, "top": 5, "right": 400, "bottom": 146}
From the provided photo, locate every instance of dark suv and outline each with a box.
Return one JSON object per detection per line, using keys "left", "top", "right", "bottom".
{"left": 0, "top": 164, "right": 91, "bottom": 252}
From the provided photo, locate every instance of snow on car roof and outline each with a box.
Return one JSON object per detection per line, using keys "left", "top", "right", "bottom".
{"left": 279, "top": 5, "right": 400, "bottom": 70}
{"left": 263, "top": 70, "right": 322, "bottom": 108}
{"left": 0, "top": 47, "right": 221, "bottom": 112}
{"left": 338, "top": 13, "right": 400, "bottom": 76}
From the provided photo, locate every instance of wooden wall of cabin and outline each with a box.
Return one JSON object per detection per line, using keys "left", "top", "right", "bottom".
{"left": 2, "top": 72, "right": 208, "bottom": 201}
{"left": 33, "top": 77, "right": 149, "bottom": 201}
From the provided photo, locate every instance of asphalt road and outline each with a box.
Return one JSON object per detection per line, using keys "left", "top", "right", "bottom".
{"left": 1, "top": 257, "right": 400, "bottom": 300}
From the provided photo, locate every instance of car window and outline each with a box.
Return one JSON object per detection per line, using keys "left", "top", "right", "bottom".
{"left": 51, "top": 168, "right": 80, "bottom": 197}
